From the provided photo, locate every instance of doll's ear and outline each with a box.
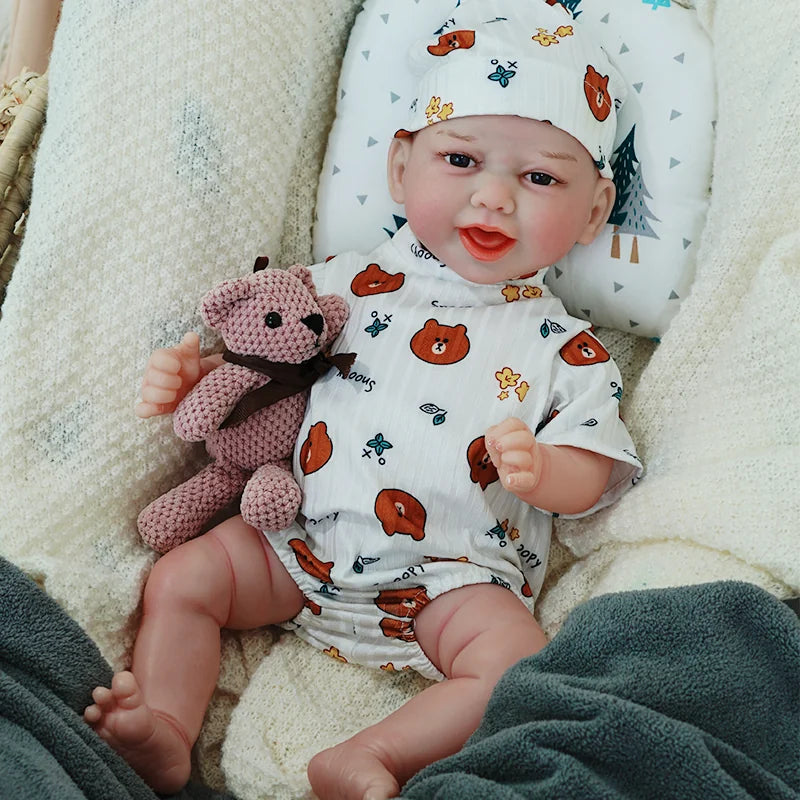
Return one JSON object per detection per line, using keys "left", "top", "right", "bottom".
{"left": 287, "top": 264, "right": 318, "bottom": 298}
{"left": 201, "top": 277, "right": 253, "bottom": 329}
{"left": 577, "top": 178, "right": 616, "bottom": 245}
{"left": 387, "top": 137, "right": 412, "bottom": 204}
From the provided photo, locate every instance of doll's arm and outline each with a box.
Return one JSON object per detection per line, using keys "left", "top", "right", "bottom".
{"left": 485, "top": 417, "right": 612, "bottom": 515}
{"left": 136, "top": 332, "right": 223, "bottom": 418}
{"left": 172, "top": 362, "right": 263, "bottom": 441}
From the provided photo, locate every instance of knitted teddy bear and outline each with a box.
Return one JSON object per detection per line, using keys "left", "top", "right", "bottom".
{"left": 137, "top": 259, "right": 351, "bottom": 554}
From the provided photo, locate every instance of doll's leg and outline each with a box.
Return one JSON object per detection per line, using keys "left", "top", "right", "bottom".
{"left": 84, "top": 515, "right": 304, "bottom": 794}
{"left": 308, "top": 583, "right": 547, "bottom": 800}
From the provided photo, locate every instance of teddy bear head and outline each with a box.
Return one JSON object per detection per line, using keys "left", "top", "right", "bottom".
{"left": 200, "top": 263, "right": 347, "bottom": 364}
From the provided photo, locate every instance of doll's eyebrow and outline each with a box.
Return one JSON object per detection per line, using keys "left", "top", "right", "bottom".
{"left": 435, "top": 130, "right": 577, "bottom": 161}
{"left": 436, "top": 130, "right": 476, "bottom": 142}
{"left": 539, "top": 150, "right": 578, "bottom": 162}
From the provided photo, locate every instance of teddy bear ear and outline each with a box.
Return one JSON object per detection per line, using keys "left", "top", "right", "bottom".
{"left": 287, "top": 264, "right": 318, "bottom": 298}
{"left": 253, "top": 256, "right": 270, "bottom": 273}
{"left": 200, "top": 276, "right": 255, "bottom": 329}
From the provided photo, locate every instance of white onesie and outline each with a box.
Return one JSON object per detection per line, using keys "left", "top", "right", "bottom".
{"left": 268, "top": 224, "right": 642, "bottom": 680}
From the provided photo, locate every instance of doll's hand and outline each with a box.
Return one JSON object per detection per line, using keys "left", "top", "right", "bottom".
{"left": 485, "top": 417, "right": 543, "bottom": 498}
{"left": 135, "top": 332, "right": 203, "bottom": 418}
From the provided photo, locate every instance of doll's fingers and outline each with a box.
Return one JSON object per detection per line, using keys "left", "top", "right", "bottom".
{"left": 485, "top": 417, "right": 527, "bottom": 448}
{"left": 502, "top": 471, "right": 537, "bottom": 493}
{"left": 135, "top": 400, "right": 174, "bottom": 418}
{"left": 486, "top": 417, "right": 525, "bottom": 437}
{"left": 492, "top": 428, "right": 536, "bottom": 455}
{"left": 144, "top": 370, "right": 183, "bottom": 391}
{"left": 135, "top": 401, "right": 157, "bottom": 418}
{"left": 140, "top": 384, "right": 179, "bottom": 405}
{"left": 148, "top": 349, "right": 183, "bottom": 374}
{"left": 177, "top": 331, "right": 200, "bottom": 354}
{"left": 177, "top": 334, "right": 203, "bottom": 383}
{"left": 497, "top": 449, "right": 534, "bottom": 471}
{"left": 484, "top": 433, "right": 502, "bottom": 467}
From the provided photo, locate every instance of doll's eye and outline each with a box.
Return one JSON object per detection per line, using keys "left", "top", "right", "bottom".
{"left": 446, "top": 153, "right": 474, "bottom": 168}
{"left": 265, "top": 312, "right": 282, "bottom": 328}
{"left": 527, "top": 172, "right": 557, "bottom": 186}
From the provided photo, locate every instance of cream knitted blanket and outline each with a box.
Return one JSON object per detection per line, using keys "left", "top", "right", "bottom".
{"left": 0, "top": 1, "right": 796, "bottom": 799}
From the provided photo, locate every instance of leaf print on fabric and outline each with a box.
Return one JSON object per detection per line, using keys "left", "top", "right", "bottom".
{"left": 367, "top": 433, "right": 393, "bottom": 457}
{"left": 420, "top": 403, "right": 448, "bottom": 425}
{"left": 488, "top": 62, "right": 516, "bottom": 88}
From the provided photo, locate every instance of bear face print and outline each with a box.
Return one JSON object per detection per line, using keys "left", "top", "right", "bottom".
{"left": 288, "top": 538, "right": 334, "bottom": 583}
{"left": 467, "top": 436, "right": 500, "bottom": 490}
{"left": 427, "top": 30, "right": 476, "bottom": 57}
{"left": 304, "top": 596, "right": 322, "bottom": 615}
{"left": 350, "top": 263, "right": 405, "bottom": 297}
{"left": 584, "top": 65, "right": 612, "bottom": 122}
{"left": 374, "top": 586, "right": 431, "bottom": 618}
{"left": 379, "top": 617, "right": 416, "bottom": 642}
{"left": 374, "top": 489, "right": 427, "bottom": 541}
{"left": 376, "top": 585, "right": 431, "bottom": 642}
{"left": 410, "top": 319, "right": 470, "bottom": 365}
{"left": 559, "top": 332, "right": 610, "bottom": 366}
{"left": 299, "top": 421, "right": 333, "bottom": 475}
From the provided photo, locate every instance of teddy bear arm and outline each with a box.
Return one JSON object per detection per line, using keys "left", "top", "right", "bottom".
{"left": 173, "top": 363, "right": 262, "bottom": 440}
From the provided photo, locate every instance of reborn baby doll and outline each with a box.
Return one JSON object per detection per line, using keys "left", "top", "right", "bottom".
{"left": 86, "top": 3, "right": 643, "bottom": 799}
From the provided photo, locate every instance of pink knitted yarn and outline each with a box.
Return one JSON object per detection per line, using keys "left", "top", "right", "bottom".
{"left": 138, "top": 265, "right": 349, "bottom": 553}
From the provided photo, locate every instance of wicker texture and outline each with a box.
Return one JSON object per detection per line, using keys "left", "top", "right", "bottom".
{"left": 0, "top": 69, "right": 47, "bottom": 307}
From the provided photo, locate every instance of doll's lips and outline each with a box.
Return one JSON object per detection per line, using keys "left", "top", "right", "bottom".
{"left": 458, "top": 226, "right": 516, "bottom": 262}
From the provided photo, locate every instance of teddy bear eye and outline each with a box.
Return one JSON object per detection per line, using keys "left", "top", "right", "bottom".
{"left": 265, "top": 311, "right": 282, "bottom": 329}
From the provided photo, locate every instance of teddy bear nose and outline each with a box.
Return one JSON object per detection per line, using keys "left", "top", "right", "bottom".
{"left": 301, "top": 313, "right": 324, "bottom": 336}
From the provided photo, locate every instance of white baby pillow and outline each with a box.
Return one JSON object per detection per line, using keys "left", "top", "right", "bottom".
{"left": 313, "top": 0, "right": 715, "bottom": 339}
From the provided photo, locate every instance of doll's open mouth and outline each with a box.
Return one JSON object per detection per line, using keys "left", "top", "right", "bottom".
{"left": 458, "top": 227, "right": 516, "bottom": 262}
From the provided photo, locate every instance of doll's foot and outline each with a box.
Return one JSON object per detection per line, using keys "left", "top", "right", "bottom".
{"left": 308, "top": 739, "right": 401, "bottom": 800}
{"left": 84, "top": 671, "right": 191, "bottom": 794}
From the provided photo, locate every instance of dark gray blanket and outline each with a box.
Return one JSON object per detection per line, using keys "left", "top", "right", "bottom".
{"left": 402, "top": 581, "right": 800, "bottom": 800}
{"left": 0, "top": 555, "right": 237, "bottom": 800}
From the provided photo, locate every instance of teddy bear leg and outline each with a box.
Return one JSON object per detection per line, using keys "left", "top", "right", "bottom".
{"left": 240, "top": 463, "right": 302, "bottom": 532}
{"left": 137, "top": 462, "right": 249, "bottom": 553}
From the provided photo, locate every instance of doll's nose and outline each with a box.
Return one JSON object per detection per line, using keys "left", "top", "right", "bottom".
{"left": 470, "top": 174, "right": 515, "bottom": 214}
{"left": 301, "top": 313, "right": 324, "bottom": 335}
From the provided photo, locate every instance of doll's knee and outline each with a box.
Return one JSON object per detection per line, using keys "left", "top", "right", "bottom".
{"left": 143, "top": 534, "right": 233, "bottom": 623}
{"left": 416, "top": 584, "right": 547, "bottom": 681}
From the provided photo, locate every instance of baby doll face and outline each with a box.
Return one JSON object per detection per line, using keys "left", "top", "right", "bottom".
{"left": 387, "top": 115, "right": 614, "bottom": 284}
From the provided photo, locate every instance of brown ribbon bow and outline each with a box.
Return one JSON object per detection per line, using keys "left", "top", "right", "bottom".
{"left": 219, "top": 348, "right": 357, "bottom": 429}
